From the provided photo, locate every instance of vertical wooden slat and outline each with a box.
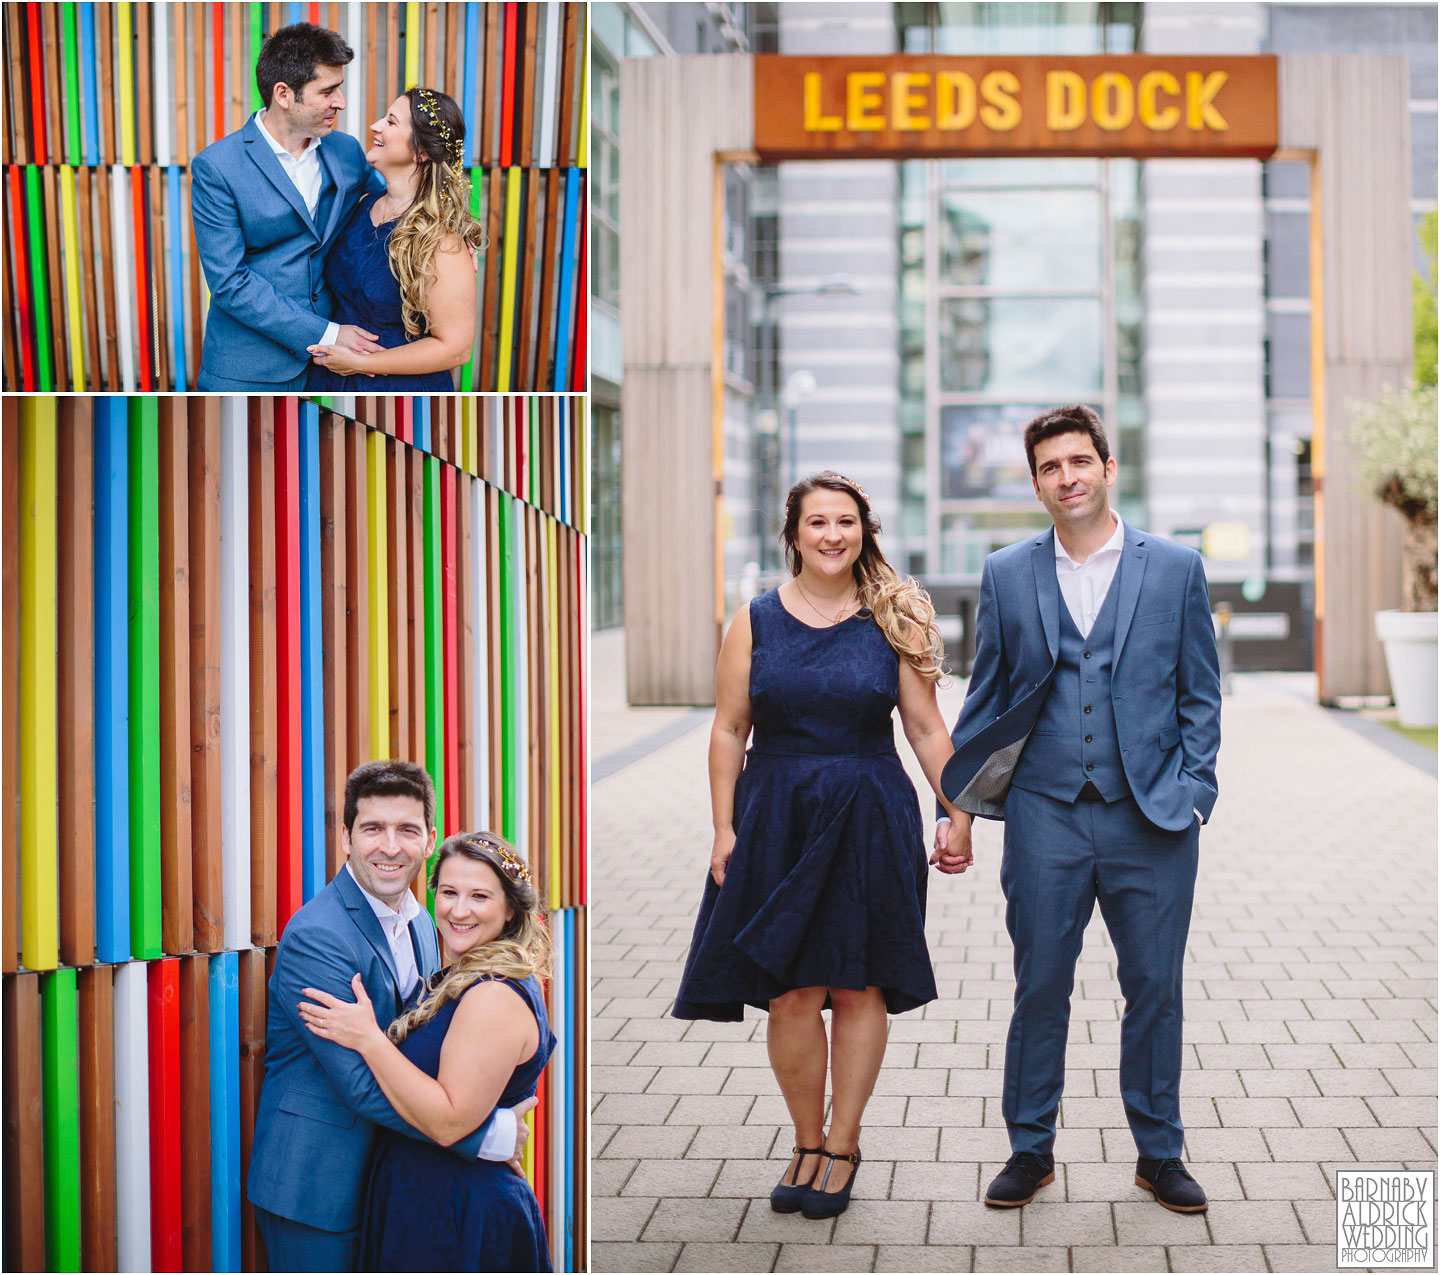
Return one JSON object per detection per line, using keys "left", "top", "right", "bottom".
{"left": 318, "top": 414, "right": 349, "bottom": 882}
{"left": 77, "top": 965, "right": 118, "bottom": 1274}
{"left": 5, "top": 4, "right": 28, "bottom": 166}
{"left": 78, "top": 167, "right": 102, "bottom": 389}
{"left": 158, "top": 401, "right": 194, "bottom": 955}
{"left": 385, "top": 5, "right": 400, "bottom": 104}
{"left": 458, "top": 471, "right": 475, "bottom": 831}
{"left": 135, "top": 0, "right": 153, "bottom": 165}
{"left": 248, "top": 403, "right": 278, "bottom": 946}
{"left": 344, "top": 421, "right": 371, "bottom": 778}
{"left": 533, "top": 169, "right": 561, "bottom": 391}
{"left": 441, "top": 463, "right": 460, "bottom": 846}
{"left": 274, "top": 401, "right": 302, "bottom": 931}
{"left": 149, "top": 166, "right": 171, "bottom": 392}
{"left": 3, "top": 974, "right": 46, "bottom": 1271}
{"left": 58, "top": 401, "right": 97, "bottom": 967}
{"left": 129, "top": 399, "right": 163, "bottom": 958}
{"left": 237, "top": 948, "right": 267, "bottom": 1275}
{"left": 43, "top": 163, "right": 70, "bottom": 391}
{"left": 298, "top": 405, "right": 326, "bottom": 904}
{"left": 516, "top": 172, "right": 541, "bottom": 388}
{"left": 96, "top": 159, "right": 120, "bottom": 390}
{"left": 114, "top": 960, "right": 151, "bottom": 1271}
{"left": 387, "top": 437, "right": 411, "bottom": 760}
{"left": 366, "top": 2, "right": 380, "bottom": 138}
{"left": 190, "top": 402, "right": 224, "bottom": 952}
{"left": 2, "top": 412, "right": 19, "bottom": 973}
{"left": 208, "top": 951, "right": 240, "bottom": 1274}
{"left": 219, "top": 400, "right": 252, "bottom": 954}
{"left": 179, "top": 955, "right": 211, "bottom": 1273}
{"left": 148, "top": 960, "right": 182, "bottom": 1271}
{"left": 409, "top": 448, "right": 428, "bottom": 768}
{"left": 555, "top": 0, "right": 577, "bottom": 168}
{"left": 175, "top": 3, "right": 190, "bottom": 166}
{"left": 519, "top": 0, "right": 538, "bottom": 167}
{"left": 481, "top": 4, "right": 499, "bottom": 167}
{"left": 424, "top": 0, "right": 439, "bottom": 88}
{"left": 480, "top": 167, "right": 503, "bottom": 390}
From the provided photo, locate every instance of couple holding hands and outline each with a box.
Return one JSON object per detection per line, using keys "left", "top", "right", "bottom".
{"left": 676, "top": 405, "right": 1222, "bottom": 1223}
{"left": 191, "top": 23, "right": 480, "bottom": 392}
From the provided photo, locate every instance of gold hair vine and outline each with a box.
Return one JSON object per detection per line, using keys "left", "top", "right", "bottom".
{"left": 414, "top": 87, "right": 466, "bottom": 204}
{"left": 464, "top": 834, "right": 533, "bottom": 885}
{"left": 832, "top": 473, "right": 870, "bottom": 503}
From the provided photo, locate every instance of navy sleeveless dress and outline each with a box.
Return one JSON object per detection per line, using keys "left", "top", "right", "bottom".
{"left": 308, "top": 191, "right": 457, "bottom": 392}
{"left": 360, "top": 974, "right": 556, "bottom": 1272}
{"left": 673, "top": 588, "right": 938, "bottom": 1020}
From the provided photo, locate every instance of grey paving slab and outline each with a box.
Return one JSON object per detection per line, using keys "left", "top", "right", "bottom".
{"left": 591, "top": 655, "right": 1436, "bottom": 1271}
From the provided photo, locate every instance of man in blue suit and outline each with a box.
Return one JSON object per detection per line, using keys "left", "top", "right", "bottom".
{"left": 191, "top": 23, "right": 385, "bottom": 390}
{"left": 935, "top": 405, "right": 1221, "bottom": 1214}
{"left": 248, "top": 760, "right": 532, "bottom": 1271}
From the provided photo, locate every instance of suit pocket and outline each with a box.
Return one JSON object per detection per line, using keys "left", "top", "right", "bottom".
{"left": 1157, "top": 725, "right": 1180, "bottom": 750}
{"left": 277, "top": 1088, "right": 357, "bottom": 1130}
{"left": 1134, "top": 610, "right": 1176, "bottom": 630}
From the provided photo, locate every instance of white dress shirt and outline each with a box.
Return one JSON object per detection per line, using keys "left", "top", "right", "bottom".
{"left": 254, "top": 109, "right": 340, "bottom": 347}
{"left": 1055, "top": 510, "right": 1125, "bottom": 637}
{"left": 340, "top": 862, "right": 517, "bottom": 1161}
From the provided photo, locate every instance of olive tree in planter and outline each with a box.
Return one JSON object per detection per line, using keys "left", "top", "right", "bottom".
{"left": 1349, "top": 380, "right": 1438, "bottom": 727}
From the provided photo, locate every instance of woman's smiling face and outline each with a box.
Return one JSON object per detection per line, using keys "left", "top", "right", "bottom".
{"left": 367, "top": 95, "right": 416, "bottom": 171}
{"left": 434, "top": 856, "right": 514, "bottom": 957}
{"left": 794, "top": 489, "right": 864, "bottom": 580}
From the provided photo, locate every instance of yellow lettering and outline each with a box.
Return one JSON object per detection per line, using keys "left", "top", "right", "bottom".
{"left": 1137, "top": 71, "right": 1180, "bottom": 130}
{"left": 979, "top": 70, "right": 1021, "bottom": 131}
{"left": 936, "top": 72, "right": 976, "bottom": 130}
{"left": 1046, "top": 70, "right": 1086, "bottom": 130}
{"left": 846, "top": 71, "right": 886, "bottom": 131}
{"left": 803, "top": 72, "right": 842, "bottom": 132}
{"left": 1091, "top": 72, "right": 1133, "bottom": 130}
{"left": 890, "top": 71, "right": 931, "bottom": 131}
{"left": 1186, "top": 70, "right": 1229, "bottom": 130}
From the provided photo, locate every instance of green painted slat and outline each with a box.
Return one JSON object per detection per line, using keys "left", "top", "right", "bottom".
{"left": 498, "top": 491, "right": 515, "bottom": 844}
{"left": 42, "top": 968, "right": 81, "bottom": 1272}
{"left": 62, "top": 5, "right": 81, "bottom": 166}
{"left": 529, "top": 399, "right": 539, "bottom": 507}
{"left": 250, "top": 6, "right": 264, "bottom": 112}
{"left": 128, "top": 399, "right": 162, "bottom": 958}
{"left": 460, "top": 170, "right": 481, "bottom": 392}
{"left": 423, "top": 456, "right": 444, "bottom": 854}
{"left": 25, "top": 168, "right": 53, "bottom": 392}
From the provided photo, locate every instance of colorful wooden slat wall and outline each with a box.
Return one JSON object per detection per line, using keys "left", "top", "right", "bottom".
{"left": 1, "top": 394, "right": 587, "bottom": 1273}
{"left": 3, "top": 2, "right": 588, "bottom": 392}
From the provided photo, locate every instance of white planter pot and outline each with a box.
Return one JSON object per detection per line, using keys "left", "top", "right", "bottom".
{"left": 1375, "top": 610, "right": 1439, "bottom": 729}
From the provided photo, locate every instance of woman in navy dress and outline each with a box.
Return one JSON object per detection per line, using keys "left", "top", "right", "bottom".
{"left": 307, "top": 87, "right": 482, "bottom": 390}
{"left": 674, "top": 472, "right": 969, "bottom": 1220}
{"left": 299, "top": 834, "right": 555, "bottom": 1272}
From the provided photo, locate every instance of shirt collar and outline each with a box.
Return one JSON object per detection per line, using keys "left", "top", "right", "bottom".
{"left": 1054, "top": 510, "right": 1124, "bottom": 569}
{"left": 343, "top": 862, "right": 422, "bottom": 927}
{"left": 254, "top": 108, "right": 322, "bottom": 162}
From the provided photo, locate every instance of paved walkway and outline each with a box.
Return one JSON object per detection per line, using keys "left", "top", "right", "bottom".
{"left": 590, "top": 630, "right": 1438, "bottom": 1273}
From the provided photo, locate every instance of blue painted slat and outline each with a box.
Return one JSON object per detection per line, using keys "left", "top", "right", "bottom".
{"left": 552, "top": 171, "right": 580, "bottom": 391}
{"left": 208, "top": 952, "right": 240, "bottom": 1273}
{"left": 413, "top": 399, "right": 430, "bottom": 453}
{"left": 80, "top": 4, "right": 99, "bottom": 166}
{"left": 564, "top": 908, "right": 575, "bottom": 1271}
{"left": 463, "top": 2, "right": 479, "bottom": 166}
{"left": 94, "top": 398, "right": 130, "bottom": 963}
{"left": 298, "top": 402, "right": 325, "bottom": 901}
{"left": 167, "top": 167, "right": 186, "bottom": 390}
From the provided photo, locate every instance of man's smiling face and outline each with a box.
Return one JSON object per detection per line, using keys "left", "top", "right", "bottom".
{"left": 340, "top": 794, "right": 434, "bottom": 906}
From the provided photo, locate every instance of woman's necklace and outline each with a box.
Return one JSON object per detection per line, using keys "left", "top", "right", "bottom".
{"left": 375, "top": 192, "right": 412, "bottom": 223}
{"left": 794, "top": 578, "right": 858, "bottom": 626}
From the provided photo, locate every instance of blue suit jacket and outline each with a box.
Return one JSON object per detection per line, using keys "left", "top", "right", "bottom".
{"left": 191, "top": 116, "right": 384, "bottom": 386}
{"left": 941, "top": 521, "right": 1222, "bottom": 832}
{"left": 246, "top": 867, "right": 496, "bottom": 1233}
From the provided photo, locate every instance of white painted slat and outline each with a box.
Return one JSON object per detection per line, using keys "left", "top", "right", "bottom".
{"left": 111, "top": 166, "right": 136, "bottom": 392}
{"left": 113, "top": 961, "right": 152, "bottom": 1273}
{"left": 470, "top": 476, "right": 490, "bottom": 830}
{"left": 219, "top": 401, "right": 252, "bottom": 952}
{"left": 347, "top": 3, "right": 366, "bottom": 145}
{"left": 537, "top": 3, "right": 560, "bottom": 169}
{"left": 513, "top": 488, "right": 528, "bottom": 864}
{"left": 153, "top": 4, "right": 170, "bottom": 166}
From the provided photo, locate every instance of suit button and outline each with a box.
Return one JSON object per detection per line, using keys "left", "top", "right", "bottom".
{"left": 1085, "top": 735, "right": 1093, "bottom": 743}
{"left": 311, "top": 293, "right": 319, "bottom": 302}
{"left": 1086, "top": 762, "right": 1095, "bottom": 771}
{"left": 1083, "top": 650, "right": 1092, "bottom": 659}
{"left": 1084, "top": 705, "right": 1092, "bottom": 714}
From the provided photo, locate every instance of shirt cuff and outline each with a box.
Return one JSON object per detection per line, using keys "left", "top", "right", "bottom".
{"left": 321, "top": 320, "right": 340, "bottom": 347}
{"left": 476, "top": 1106, "right": 517, "bottom": 1161}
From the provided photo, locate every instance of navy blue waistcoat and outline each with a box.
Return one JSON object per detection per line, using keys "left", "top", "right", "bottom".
{"left": 1010, "top": 561, "right": 1132, "bottom": 803}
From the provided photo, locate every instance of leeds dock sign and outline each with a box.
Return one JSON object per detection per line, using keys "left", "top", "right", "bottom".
{"left": 753, "top": 55, "right": 1278, "bottom": 161}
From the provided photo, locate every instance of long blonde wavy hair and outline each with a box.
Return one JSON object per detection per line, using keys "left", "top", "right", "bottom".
{"left": 388, "top": 87, "right": 486, "bottom": 340}
{"left": 782, "top": 472, "right": 946, "bottom": 683}
{"left": 388, "top": 832, "right": 551, "bottom": 1045}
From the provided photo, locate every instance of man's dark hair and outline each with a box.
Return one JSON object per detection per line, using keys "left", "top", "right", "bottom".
{"left": 1022, "top": 404, "right": 1112, "bottom": 477}
{"left": 255, "top": 23, "right": 353, "bottom": 109}
{"left": 343, "top": 760, "right": 435, "bottom": 832}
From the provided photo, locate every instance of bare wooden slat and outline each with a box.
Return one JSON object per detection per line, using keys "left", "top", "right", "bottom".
{"left": 229, "top": 3, "right": 244, "bottom": 141}
{"left": 190, "top": 401, "right": 224, "bottom": 951}
{"left": 77, "top": 168, "right": 101, "bottom": 389}
{"left": 519, "top": 1, "right": 538, "bottom": 167}
{"left": 425, "top": 2, "right": 439, "bottom": 89}
{"left": 2, "top": 974, "right": 45, "bottom": 1272}
{"left": 136, "top": 1, "right": 153, "bottom": 165}
{"left": 43, "top": 1, "right": 63, "bottom": 167}
{"left": 186, "top": 173, "right": 203, "bottom": 386}
{"left": 515, "top": 173, "right": 540, "bottom": 390}
{"left": 150, "top": 166, "right": 171, "bottom": 395}
{"left": 344, "top": 421, "right": 370, "bottom": 776}
{"left": 159, "top": 400, "right": 194, "bottom": 954}
{"left": 97, "top": 1, "right": 115, "bottom": 165}
{"left": 385, "top": 6, "right": 399, "bottom": 106}
{"left": 386, "top": 436, "right": 410, "bottom": 760}
{"left": 77, "top": 965, "right": 118, "bottom": 1273}
{"left": 248, "top": 403, "right": 278, "bottom": 946}
{"left": 2, "top": 411, "right": 18, "bottom": 971}
{"left": 481, "top": 4, "right": 499, "bottom": 167}
{"left": 175, "top": 4, "right": 190, "bottom": 166}
{"left": 533, "top": 169, "right": 561, "bottom": 391}
{"left": 58, "top": 400, "right": 97, "bottom": 967}
{"left": 42, "top": 164, "right": 70, "bottom": 390}
{"left": 318, "top": 413, "right": 348, "bottom": 882}
{"left": 238, "top": 947, "right": 268, "bottom": 1274}
{"left": 444, "top": 2, "right": 460, "bottom": 120}
{"left": 480, "top": 168, "right": 502, "bottom": 391}
{"left": 366, "top": 4, "right": 380, "bottom": 139}
{"left": 179, "top": 955, "right": 211, "bottom": 1270}
{"left": 5, "top": 4, "right": 27, "bottom": 165}
{"left": 556, "top": 0, "right": 578, "bottom": 168}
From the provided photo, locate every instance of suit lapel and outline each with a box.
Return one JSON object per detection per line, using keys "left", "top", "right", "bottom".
{"left": 244, "top": 115, "right": 322, "bottom": 240}
{"left": 334, "top": 865, "right": 402, "bottom": 1012}
{"left": 1111, "top": 523, "right": 1149, "bottom": 663}
{"left": 410, "top": 913, "right": 440, "bottom": 981}
{"left": 1031, "top": 531, "right": 1061, "bottom": 661}
{"left": 317, "top": 141, "right": 348, "bottom": 244}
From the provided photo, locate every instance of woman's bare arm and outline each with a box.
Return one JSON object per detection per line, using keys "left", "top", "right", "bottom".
{"left": 708, "top": 603, "right": 754, "bottom": 885}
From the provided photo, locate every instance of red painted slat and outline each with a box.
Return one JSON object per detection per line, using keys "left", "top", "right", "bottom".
{"left": 500, "top": 4, "right": 517, "bottom": 168}
{"left": 274, "top": 399, "right": 302, "bottom": 932}
{"left": 441, "top": 464, "right": 460, "bottom": 842}
{"left": 148, "top": 959, "right": 182, "bottom": 1271}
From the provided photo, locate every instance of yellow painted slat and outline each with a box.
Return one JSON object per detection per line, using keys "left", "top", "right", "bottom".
{"left": 117, "top": 3, "right": 135, "bottom": 167}
{"left": 496, "top": 168, "right": 522, "bottom": 389}
{"left": 59, "top": 167, "right": 85, "bottom": 389}
{"left": 367, "top": 429, "right": 389, "bottom": 757}
{"left": 20, "top": 401, "right": 59, "bottom": 971}
{"left": 404, "top": 1, "right": 421, "bottom": 89}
